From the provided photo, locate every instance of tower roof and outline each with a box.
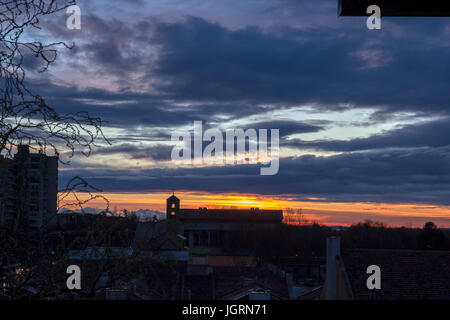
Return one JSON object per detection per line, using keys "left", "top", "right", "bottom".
{"left": 167, "top": 194, "right": 179, "bottom": 201}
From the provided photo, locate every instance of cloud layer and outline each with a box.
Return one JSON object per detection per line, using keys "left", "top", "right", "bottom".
{"left": 23, "top": 0, "right": 450, "bottom": 211}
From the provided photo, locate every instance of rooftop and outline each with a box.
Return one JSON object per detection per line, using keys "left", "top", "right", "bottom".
{"left": 179, "top": 208, "right": 283, "bottom": 223}
{"left": 341, "top": 248, "right": 450, "bottom": 300}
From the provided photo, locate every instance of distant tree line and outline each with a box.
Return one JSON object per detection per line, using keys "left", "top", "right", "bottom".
{"left": 224, "top": 220, "right": 450, "bottom": 262}
{"left": 341, "top": 220, "right": 450, "bottom": 251}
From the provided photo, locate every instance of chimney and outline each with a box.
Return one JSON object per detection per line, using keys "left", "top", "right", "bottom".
{"left": 325, "top": 236, "right": 340, "bottom": 300}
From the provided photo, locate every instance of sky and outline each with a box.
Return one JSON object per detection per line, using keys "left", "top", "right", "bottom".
{"left": 24, "top": 0, "right": 450, "bottom": 227}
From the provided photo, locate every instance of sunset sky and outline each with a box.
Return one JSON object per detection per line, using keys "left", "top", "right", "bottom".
{"left": 26, "top": 0, "right": 450, "bottom": 227}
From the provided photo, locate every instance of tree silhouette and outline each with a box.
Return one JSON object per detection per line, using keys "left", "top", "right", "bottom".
{"left": 418, "top": 221, "right": 446, "bottom": 250}
{"left": 0, "top": 0, "right": 108, "bottom": 159}
{"left": 0, "top": 1, "right": 141, "bottom": 300}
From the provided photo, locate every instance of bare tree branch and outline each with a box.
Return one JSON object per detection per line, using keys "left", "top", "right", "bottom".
{"left": 0, "top": 0, "right": 110, "bottom": 160}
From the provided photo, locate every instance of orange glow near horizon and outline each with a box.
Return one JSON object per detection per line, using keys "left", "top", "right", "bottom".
{"left": 59, "top": 191, "right": 450, "bottom": 228}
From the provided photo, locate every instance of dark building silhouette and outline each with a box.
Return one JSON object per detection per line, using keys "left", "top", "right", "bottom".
{"left": 167, "top": 194, "right": 180, "bottom": 218}
{"left": 0, "top": 145, "right": 58, "bottom": 230}
{"left": 166, "top": 194, "right": 283, "bottom": 248}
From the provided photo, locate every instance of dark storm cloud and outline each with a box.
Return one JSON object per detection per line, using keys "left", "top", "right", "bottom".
{"left": 39, "top": 15, "right": 450, "bottom": 124}
{"left": 40, "top": 13, "right": 450, "bottom": 128}
{"left": 95, "top": 143, "right": 173, "bottom": 161}
{"left": 284, "top": 118, "right": 450, "bottom": 152}
{"left": 60, "top": 146, "right": 450, "bottom": 206}
{"left": 29, "top": 77, "right": 288, "bottom": 130}
{"left": 148, "top": 16, "right": 450, "bottom": 113}
{"left": 30, "top": 5, "right": 450, "bottom": 208}
{"left": 91, "top": 119, "right": 318, "bottom": 160}
{"left": 245, "top": 120, "right": 323, "bottom": 138}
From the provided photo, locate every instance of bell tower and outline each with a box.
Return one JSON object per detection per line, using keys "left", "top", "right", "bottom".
{"left": 166, "top": 194, "right": 180, "bottom": 219}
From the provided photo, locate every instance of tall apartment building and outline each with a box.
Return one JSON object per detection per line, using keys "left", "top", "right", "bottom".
{"left": 0, "top": 145, "right": 58, "bottom": 230}
{"left": 0, "top": 156, "right": 15, "bottom": 226}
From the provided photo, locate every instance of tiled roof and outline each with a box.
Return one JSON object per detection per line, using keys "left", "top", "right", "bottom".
{"left": 341, "top": 248, "right": 450, "bottom": 300}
